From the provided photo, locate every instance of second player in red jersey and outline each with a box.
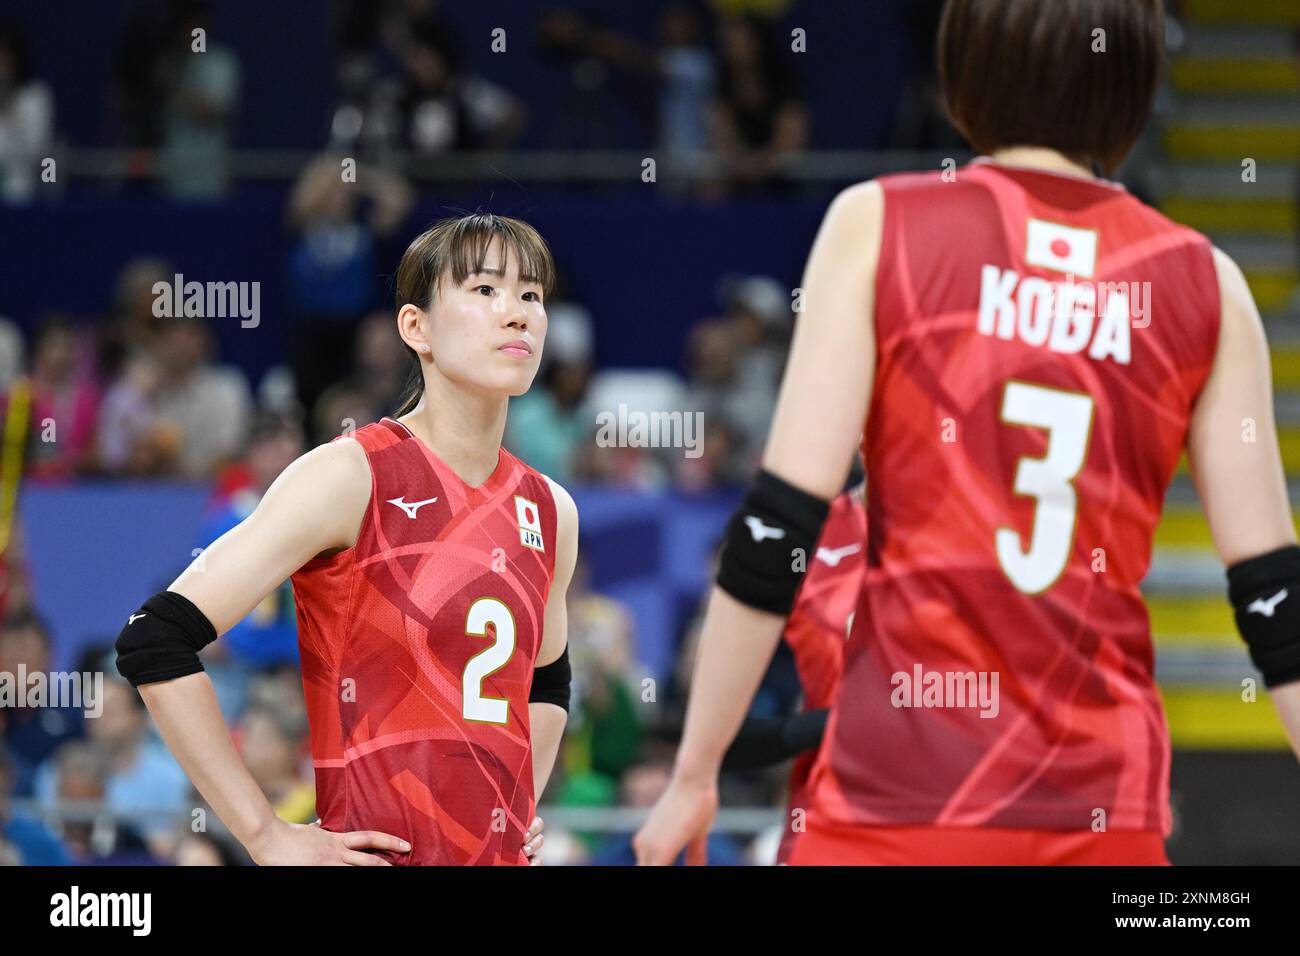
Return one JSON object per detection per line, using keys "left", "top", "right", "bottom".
{"left": 777, "top": 486, "right": 864, "bottom": 863}
{"left": 803, "top": 158, "right": 1217, "bottom": 838}
{"left": 638, "top": 0, "right": 1300, "bottom": 866}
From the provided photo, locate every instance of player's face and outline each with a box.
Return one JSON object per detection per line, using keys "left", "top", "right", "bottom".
{"left": 428, "top": 240, "right": 547, "bottom": 397}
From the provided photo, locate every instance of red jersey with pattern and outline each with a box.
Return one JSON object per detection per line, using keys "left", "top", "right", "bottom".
{"left": 778, "top": 489, "right": 866, "bottom": 863}
{"left": 290, "top": 417, "right": 557, "bottom": 865}
{"left": 805, "top": 161, "right": 1220, "bottom": 835}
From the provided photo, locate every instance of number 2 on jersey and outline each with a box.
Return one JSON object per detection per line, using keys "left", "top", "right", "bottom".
{"left": 463, "top": 597, "right": 516, "bottom": 724}
{"left": 996, "top": 381, "right": 1095, "bottom": 594}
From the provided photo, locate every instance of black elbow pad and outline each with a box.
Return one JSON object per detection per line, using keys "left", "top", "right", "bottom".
{"left": 529, "top": 644, "right": 571, "bottom": 711}
{"left": 115, "top": 591, "right": 218, "bottom": 687}
{"left": 716, "top": 469, "right": 831, "bottom": 616}
{"left": 1227, "top": 545, "right": 1300, "bottom": 689}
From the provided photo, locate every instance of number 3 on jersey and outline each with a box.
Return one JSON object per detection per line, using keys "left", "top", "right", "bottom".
{"left": 996, "top": 381, "right": 1095, "bottom": 594}
{"left": 463, "top": 597, "right": 516, "bottom": 724}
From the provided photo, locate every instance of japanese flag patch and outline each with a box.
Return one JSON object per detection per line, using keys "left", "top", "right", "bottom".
{"left": 515, "top": 496, "right": 545, "bottom": 552}
{"left": 1025, "top": 218, "right": 1098, "bottom": 278}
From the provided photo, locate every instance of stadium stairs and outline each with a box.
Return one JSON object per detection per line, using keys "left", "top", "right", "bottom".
{"left": 1148, "top": 0, "right": 1299, "bottom": 749}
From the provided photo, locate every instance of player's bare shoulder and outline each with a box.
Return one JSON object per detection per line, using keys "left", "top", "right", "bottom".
{"left": 827, "top": 179, "right": 885, "bottom": 230}
{"left": 1211, "top": 246, "right": 1258, "bottom": 323}
{"left": 540, "top": 474, "right": 580, "bottom": 581}
{"left": 1207, "top": 245, "right": 1270, "bottom": 366}
{"left": 809, "top": 179, "right": 885, "bottom": 285}
{"left": 282, "top": 434, "right": 371, "bottom": 500}
{"left": 256, "top": 433, "right": 374, "bottom": 556}
{"left": 541, "top": 474, "right": 579, "bottom": 541}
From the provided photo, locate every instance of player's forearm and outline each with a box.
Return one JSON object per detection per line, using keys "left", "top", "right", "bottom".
{"left": 528, "top": 702, "right": 567, "bottom": 798}
{"left": 1270, "top": 682, "right": 1300, "bottom": 762}
{"left": 674, "top": 587, "right": 785, "bottom": 784}
{"left": 721, "top": 708, "right": 830, "bottom": 770}
{"left": 138, "top": 672, "right": 280, "bottom": 851}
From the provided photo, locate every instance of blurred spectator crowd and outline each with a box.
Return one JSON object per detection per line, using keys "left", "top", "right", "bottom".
{"left": 0, "top": 0, "right": 827, "bottom": 201}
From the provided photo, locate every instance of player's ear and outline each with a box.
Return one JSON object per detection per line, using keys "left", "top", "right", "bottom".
{"left": 396, "top": 302, "right": 432, "bottom": 355}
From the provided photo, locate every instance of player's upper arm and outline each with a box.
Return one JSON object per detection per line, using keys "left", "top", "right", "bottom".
{"left": 167, "top": 438, "right": 373, "bottom": 635}
{"left": 1186, "top": 247, "right": 1296, "bottom": 566}
{"left": 537, "top": 476, "right": 579, "bottom": 668}
{"left": 761, "top": 179, "right": 884, "bottom": 500}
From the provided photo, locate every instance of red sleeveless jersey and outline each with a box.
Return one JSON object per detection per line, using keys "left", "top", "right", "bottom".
{"left": 785, "top": 490, "right": 868, "bottom": 711}
{"left": 779, "top": 489, "right": 866, "bottom": 863}
{"left": 290, "top": 417, "right": 558, "bottom": 865}
{"left": 805, "top": 161, "right": 1220, "bottom": 835}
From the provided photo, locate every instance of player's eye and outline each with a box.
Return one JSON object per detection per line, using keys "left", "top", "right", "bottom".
{"left": 476, "top": 285, "right": 495, "bottom": 296}
{"left": 522, "top": 291, "right": 541, "bottom": 302}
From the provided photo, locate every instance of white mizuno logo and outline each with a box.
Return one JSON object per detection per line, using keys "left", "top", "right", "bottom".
{"left": 1247, "top": 588, "right": 1289, "bottom": 618}
{"left": 744, "top": 515, "right": 785, "bottom": 543}
{"left": 127, "top": 612, "right": 146, "bottom": 625}
{"left": 815, "top": 543, "right": 861, "bottom": 567}
{"left": 387, "top": 496, "right": 439, "bottom": 519}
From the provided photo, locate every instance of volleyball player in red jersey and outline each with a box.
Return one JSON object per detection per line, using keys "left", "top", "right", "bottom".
{"left": 638, "top": 0, "right": 1300, "bottom": 865}
{"left": 114, "top": 214, "right": 578, "bottom": 865}
{"left": 717, "top": 484, "right": 865, "bottom": 862}
{"left": 775, "top": 485, "right": 865, "bottom": 862}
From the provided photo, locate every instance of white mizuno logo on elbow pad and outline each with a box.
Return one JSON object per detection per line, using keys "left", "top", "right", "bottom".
{"left": 744, "top": 515, "right": 785, "bottom": 542}
{"left": 1247, "top": 589, "right": 1289, "bottom": 618}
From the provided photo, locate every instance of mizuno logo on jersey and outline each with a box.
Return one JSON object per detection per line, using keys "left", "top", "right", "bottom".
{"left": 815, "top": 543, "right": 861, "bottom": 567}
{"left": 515, "top": 496, "right": 545, "bottom": 551}
{"left": 387, "top": 496, "right": 438, "bottom": 519}
{"left": 127, "top": 612, "right": 146, "bottom": 625}
{"left": 744, "top": 516, "right": 785, "bottom": 542}
{"left": 1248, "top": 588, "right": 1288, "bottom": 618}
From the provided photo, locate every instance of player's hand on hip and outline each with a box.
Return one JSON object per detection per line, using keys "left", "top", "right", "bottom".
{"left": 633, "top": 776, "right": 718, "bottom": 866}
{"left": 247, "top": 818, "right": 411, "bottom": 866}
{"left": 523, "top": 815, "right": 545, "bottom": 865}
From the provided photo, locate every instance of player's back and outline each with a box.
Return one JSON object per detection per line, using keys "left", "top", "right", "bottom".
{"left": 808, "top": 160, "right": 1221, "bottom": 834}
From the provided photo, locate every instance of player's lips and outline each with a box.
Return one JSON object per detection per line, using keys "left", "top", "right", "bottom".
{"left": 498, "top": 339, "right": 533, "bottom": 358}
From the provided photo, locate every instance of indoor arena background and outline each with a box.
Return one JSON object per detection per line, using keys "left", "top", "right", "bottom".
{"left": 1, "top": 0, "right": 1298, "bottom": 865}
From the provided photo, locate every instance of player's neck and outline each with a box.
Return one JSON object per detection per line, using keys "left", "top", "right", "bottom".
{"left": 399, "top": 378, "right": 508, "bottom": 487}
{"left": 986, "top": 147, "right": 1097, "bottom": 181}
